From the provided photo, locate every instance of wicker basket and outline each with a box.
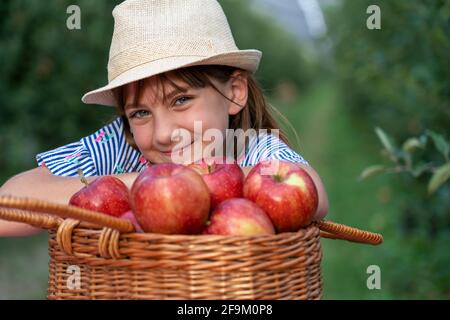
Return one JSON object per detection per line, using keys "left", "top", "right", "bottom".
{"left": 0, "top": 195, "right": 383, "bottom": 300}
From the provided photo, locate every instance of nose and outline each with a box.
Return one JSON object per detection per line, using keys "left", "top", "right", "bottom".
{"left": 152, "top": 112, "right": 179, "bottom": 149}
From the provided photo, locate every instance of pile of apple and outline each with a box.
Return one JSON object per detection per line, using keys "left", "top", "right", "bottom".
{"left": 69, "top": 159, "right": 318, "bottom": 236}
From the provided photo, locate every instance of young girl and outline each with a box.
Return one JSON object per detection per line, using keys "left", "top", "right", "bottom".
{"left": 0, "top": 0, "right": 328, "bottom": 236}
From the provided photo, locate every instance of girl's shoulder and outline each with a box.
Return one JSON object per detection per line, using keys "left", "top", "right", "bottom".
{"left": 36, "top": 117, "right": 147, "bottom": 177}
{"left": 239, "top": 131, "right": 309, "bottom": 167}
{"left": 80, "top": 117, "right": 149, "bottom": 175}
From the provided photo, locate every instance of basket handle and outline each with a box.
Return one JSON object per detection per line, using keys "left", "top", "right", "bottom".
{"left": 0, "top": 195, "right": 134, "bottom": 233}
{"left": 0, "top": 196, "right": 383, "bottom": 245}
{"left": 316, "top": 220, "right": 383, "bottom": 245}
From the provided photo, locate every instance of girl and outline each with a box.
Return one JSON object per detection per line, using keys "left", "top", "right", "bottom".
{"left": 0, "top": 0, "right": 328, "bottom": 236}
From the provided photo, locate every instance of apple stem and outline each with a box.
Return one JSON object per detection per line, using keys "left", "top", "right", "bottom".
{"left": 77, "top": 169, "right": 89, "bottom": 187}
{"left": 273, "top": 174, "right": 283, "bottom": 183}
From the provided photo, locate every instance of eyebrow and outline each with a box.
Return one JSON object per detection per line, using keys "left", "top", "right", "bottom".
{"left": 124, "top": 88, "right": 189, "bottom": 110}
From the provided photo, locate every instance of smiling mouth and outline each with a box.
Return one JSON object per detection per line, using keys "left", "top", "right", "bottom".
{"left": 161, "top": 141, "right": 194, "bottom": 155}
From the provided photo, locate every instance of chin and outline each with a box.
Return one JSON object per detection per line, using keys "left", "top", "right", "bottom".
{"left": 142, "top": 151, "right": 167, "bottom": 165}
{"left": 147, "top": 152, "right": 191, "bottom": 165}
{"left": 170, "top": 146, "right": 207, "bottom": 165}
{"left": 146, "top": 141, "right": 212, "bottom": 165}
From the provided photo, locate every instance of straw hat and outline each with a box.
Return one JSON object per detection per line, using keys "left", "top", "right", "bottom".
{"left": 82, "top": 0, "right": 262, "bottom": 106}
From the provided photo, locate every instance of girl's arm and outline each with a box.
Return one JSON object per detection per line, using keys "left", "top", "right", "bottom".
{"left": 240, "top": 164, "right": 329, "bottom": 221}
{"left": 0, "top": 166, "right": 139, "bottom": 237}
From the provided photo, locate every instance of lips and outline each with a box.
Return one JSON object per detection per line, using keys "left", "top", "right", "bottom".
{"left": 161, "top": 141, "right": 194, "bottom": 156}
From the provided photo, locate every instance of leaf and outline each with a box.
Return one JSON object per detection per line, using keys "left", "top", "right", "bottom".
{"left": 412, "top": 162, "right": 431, "bottom": 177}
{"left": 375, "top": 127, "right": 397, "bottom": 161}
{"left": 428, "top": 163, "right": 450, "bottom": 195}
{"left": 426, "top": 130, "right": 449, "bottom": 160}
{"left": 402, "top": 138, "right": 424, "bottom": 153}
{"left": 359, "top": 165, "right": 386, "bottom": 181}
{"left": 375, "top": 127, "right": 395, "bottom": 153}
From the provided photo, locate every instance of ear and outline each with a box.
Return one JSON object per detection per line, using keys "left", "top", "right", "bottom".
{"left": 227, "top": 70, "right": 249, "bottom": 116}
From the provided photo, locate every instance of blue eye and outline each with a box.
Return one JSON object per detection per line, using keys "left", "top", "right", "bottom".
{"left": 129, "top": 110, "right": 151, "bottom": 119}
{"left": 174, "top": 96, "right": 191, "bottom": 106}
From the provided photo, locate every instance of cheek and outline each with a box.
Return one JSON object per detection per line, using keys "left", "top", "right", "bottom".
{"left": 130, "top": 126, "right": 153, "bottom": 151}
{"left": 181, "top": 102, "right": 229, "bottom": 135}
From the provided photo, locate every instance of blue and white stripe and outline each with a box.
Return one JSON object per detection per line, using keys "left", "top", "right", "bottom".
{"left": 36, "top": 117, "right": 309, "bottom": 177}
{"left": 240, "top": 131, "right": 309, "bottom": 166}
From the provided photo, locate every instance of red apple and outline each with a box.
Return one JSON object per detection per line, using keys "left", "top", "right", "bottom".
{"left": 203, "top": 198, "right": 275, "bottom": 236}
{"left": 69, "top": 175, "right": 131, "bottom": 217}
{"left": 243, "top": 160, "right": 318, "bottom": 232}
{"left": 131, "top": 163, "right": 210, "bottom": 234}
{"left": 188, "top": 158, "right": 244, "bottom": 210}
{"left": 119, "top": 210, "right": 144, "bottom": 233}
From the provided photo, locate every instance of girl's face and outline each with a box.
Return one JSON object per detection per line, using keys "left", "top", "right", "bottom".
{"left": 123, "top": 71, "right": 248, "bottom": 164}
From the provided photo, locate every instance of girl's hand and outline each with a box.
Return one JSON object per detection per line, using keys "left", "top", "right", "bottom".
{"left": 116, "top": 172, "right": 140, "bottom": 190}
{"left": 296, "top": 164, "right": 329, "bottom": 221}
{"left": 241, "top": 166, "right": 255, "bottom": 178}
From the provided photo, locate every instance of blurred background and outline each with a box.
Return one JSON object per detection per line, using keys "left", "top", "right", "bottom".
{"left": 0, "top": 0, "right": 449, "bottom": 299}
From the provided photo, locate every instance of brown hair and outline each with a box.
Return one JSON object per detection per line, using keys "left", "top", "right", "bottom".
{"left": 112, "top": 65, "right": 295, "bottom": 158}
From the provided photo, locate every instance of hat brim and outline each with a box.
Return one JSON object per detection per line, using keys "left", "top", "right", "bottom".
{"left": 81, "top": 49, "right": 262, "bottom": 106}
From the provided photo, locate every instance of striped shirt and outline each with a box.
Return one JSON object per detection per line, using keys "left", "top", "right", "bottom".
{"left": 36, "top": 117, "right": 309, "bottom": 176}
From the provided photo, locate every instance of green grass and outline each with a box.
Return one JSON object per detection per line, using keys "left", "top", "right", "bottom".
{"left": 274, "top": 82, "right": 401, "bottom": 299}
{"left": 0, "top": 233, "right": 48, "bottom": 299}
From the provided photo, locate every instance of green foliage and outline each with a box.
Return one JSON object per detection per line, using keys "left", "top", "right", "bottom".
{"left": 328, "top": 0, "right": 449, "bottom": 139}
{"left": 0, "top": 0, "right": 121, "bottom": 182}
{"left": 328, "top": 0, "right": 450, "bottom": 298}
{"left": 360, "top": 128, "right": 450, "bottom": 194}
{"left": 220, "top": 0, "right": 314, "bottom": 91}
